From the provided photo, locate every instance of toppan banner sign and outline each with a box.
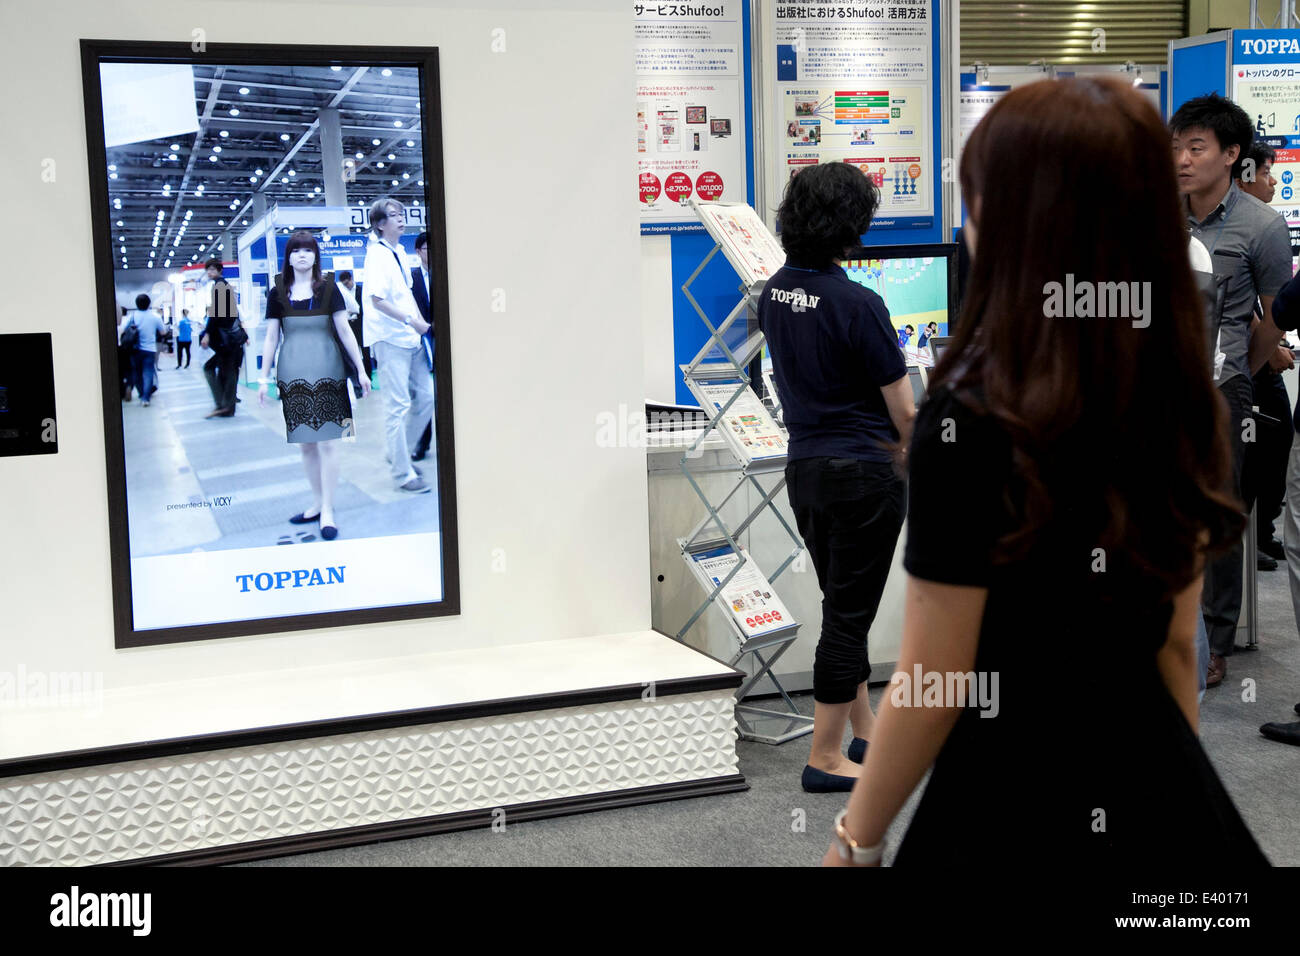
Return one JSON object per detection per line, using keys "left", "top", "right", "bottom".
{"left": 1236, "top": 30, "right": 1300, "bottom": 62}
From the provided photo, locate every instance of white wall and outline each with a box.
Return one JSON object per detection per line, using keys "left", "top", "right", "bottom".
{"left": 0, "top": 1, "right": 649, "bottom": 700}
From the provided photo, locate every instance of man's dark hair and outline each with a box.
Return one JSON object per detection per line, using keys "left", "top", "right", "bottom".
{"left": 135, "top": 294, "right": 151, "bottom": 310}
{"left": 1240, "top": 140, "right": 1276, "bottom": 181}
{"left": 415, "top": 231, "right": 429, "bottom": 251}
{"left": 205, "top": 257, "right": 223, "bottom": 274}
{"left": 776, "top": 162, "right": 878, "bottom": 267}
{"left": 337, "top": 270, "right": 353, "bottom": 283}
{"left": 1170, "top": 93, "right": 1254, "bottom": 179}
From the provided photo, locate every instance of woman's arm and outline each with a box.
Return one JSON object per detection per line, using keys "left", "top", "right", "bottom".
{"left": 259, "top": 319, "right": 281, "bottom": 384}
{"left": 1157, "top": 574, "right": 1203, "bottom": 734}
{"left": 825, "top": 576, "right": 987, "bottom": 865}
{"left": 331, "top": 310, "right": 371, "bottom": 395}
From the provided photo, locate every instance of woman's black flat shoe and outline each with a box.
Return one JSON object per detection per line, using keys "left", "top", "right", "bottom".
{"left": 289, "top": 512, "right": 321, "bottom": 524}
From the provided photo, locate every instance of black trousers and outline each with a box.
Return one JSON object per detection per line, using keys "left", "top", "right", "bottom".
{"left": 786, "top": 456, "right": 906, "bottom": 704}
{"left": 203, "top": 349, "right": 242, "bottom": 412}
{"left": 176, "top": 341, "right": 191, "bottom": 367}
{"left": 1204, "top": 374, "right": 1253, "bottom": 657}
{"left": 1242, "top": 366, "right": 1293, "bottom": 538}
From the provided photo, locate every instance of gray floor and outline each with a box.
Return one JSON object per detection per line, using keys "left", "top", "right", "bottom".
{"left": 241, "top": 561, "right": 1300, "bottom": 867}
{"left": 122, "top": 356, "right": 438, "bottom": 557}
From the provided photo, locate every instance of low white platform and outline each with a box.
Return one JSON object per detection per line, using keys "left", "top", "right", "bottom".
{"left": 0, "top": 631, "right": 744, "bottom": 865}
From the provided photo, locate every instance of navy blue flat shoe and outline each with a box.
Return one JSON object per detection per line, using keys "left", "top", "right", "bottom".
{"left": 289, "top": 512, "right": 320, "bottom": 524}
{"left": 847, "top": 737, "right": 869, "bottom": 764}
{"left": 321, "top": 525, "right": 338, "bottom": 541}
{"left": 801, "top": 764, "right": 857, "bottom": 793}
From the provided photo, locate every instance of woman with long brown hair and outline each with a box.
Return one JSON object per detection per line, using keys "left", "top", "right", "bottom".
{"left": 822, "top": 77, "right": 1267, "bottom": 866}
{"left": 258, "top": 230, "right": 370, "bottom": 541}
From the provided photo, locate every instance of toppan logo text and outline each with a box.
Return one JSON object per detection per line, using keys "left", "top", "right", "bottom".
{"left": 50, "top": 886, "right": 151, "bottom": 936}
{"left": 769, "top": 286, "right": 821, "bottom": 310}
{"left": 235, "top": 566, "right": 345, "bottom": 592}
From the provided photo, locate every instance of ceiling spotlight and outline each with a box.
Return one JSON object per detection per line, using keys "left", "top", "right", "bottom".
{"left": 238, "top": 87, "right": 249, "bottom": 95}
{"left": 376, "top": 161, "right": 385, "bottom": 168}
{"left": 405, "top": 140, "right": 414, "bottom": 147}
{"left": 108, "top": 164, "right": 117, "bottom": 171}
{"left": 345, "top": 159, "right": 355, "bottom": 167}
{"left": 229, "top": 108, "right": 240, "bottom": 116}
{"left": 207, "top": 235, "right": 213, "bottom": 240}
{"left": 218, "top": 219, "right": 225, "bottom": 225}
{"left": 255, "top": 168, "right": 264, "bottom": 175}
{"left": 199, "top": 244, "right": 206, "bottom": 251}
{"left": 242, "top": 219, "right": 248, "bottom": 225}
{"left": 331, "top": 65, "right": 342, "bottom": 72}
{"left": 417, "top": 180, "right": 424, "bottom": 186}
{"left": 208, "top": 155, "right": 218, "bottom": 162}
{"left": 280, "top": 177, "right": 289, "bottom": 184}
{"left": 219, "top": 131, "right": 229, "bottom": 138}
{"left": 381, "top": 68, "right": 392, "bottom": 77}
{"left": 371, "top": 138, "right": 380, "bottom": 146}
{"left": 168, "top": 153, "right": 178, "bottom": 160}
{"left": 412, "top": 200, "right": 420, "bottom": 206}
{"left": 109, "top": 173, "right": 118, "bottom": 179}
{"left": 249, "top": 176, "right": 257, "bottom": 183}
{"left": 212, "top": 146, "right": 222, "bottom": 153}
{"left": 355, "top": 151, "right": 364, "bottom": 159}
{"left": 119, "top": 245, "right": 125, "bottom": 252}
{"left": 391, "top": 179, "right": 398, "bottom": 186}
{"left": 116, "top": 220, "right": 123, "bottom": 226}
{"left": 387, "top": 153, "right": 395, "bottom": 160}
{"left": 288, "top": 170, "right": 296, "bottom": 177}
{"left": 280, "top": 133, "right": 290, "bottom": 141}
{"left": 402, "top": 172, "right": 409, "bottom": 179}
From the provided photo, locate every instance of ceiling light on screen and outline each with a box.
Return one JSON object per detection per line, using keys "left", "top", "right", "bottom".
{"left": 381, "top": 68, "right": 392, "bottom": 77}
{"left": 280, "top": 133, "right": 290, "bottom": 141}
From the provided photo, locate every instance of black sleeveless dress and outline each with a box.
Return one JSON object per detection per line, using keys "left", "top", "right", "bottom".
{"left": 893, "top": 386, "right": 1268, "bottom": 867}
{"left": 266, "top": 280, "right": 349, "bottom": 443}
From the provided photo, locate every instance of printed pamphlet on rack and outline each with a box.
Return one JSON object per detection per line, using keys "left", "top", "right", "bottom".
{"left": 687, "top": 543, "right": 795, "bottom": 642}
{"left": 693, "top": 381, "right": 788, "bottom": 466}
{"left": 691, "top": 199, "right": 786, "bottom": 287}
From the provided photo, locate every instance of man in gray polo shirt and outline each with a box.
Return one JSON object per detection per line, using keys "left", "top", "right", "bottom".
{"left": 1172, "top": 93, "right": 1293, "bottom": 688}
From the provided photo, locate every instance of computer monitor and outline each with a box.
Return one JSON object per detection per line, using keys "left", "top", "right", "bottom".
{"left": 840, "top": 243, "right": 959, "bottom": 368}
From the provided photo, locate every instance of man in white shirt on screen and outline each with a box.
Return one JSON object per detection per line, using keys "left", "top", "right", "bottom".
{"left": 361, "top": 196, "right": 434, "bottom": 494}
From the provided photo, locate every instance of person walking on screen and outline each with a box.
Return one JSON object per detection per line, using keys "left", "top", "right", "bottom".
{"left": 257, "top": 231, "right": 370, "bottom": 540}
{"left": 361, "top": 196, "right": 434, "bottom": 493}
{"left": 758, "top": 161, "right": 915, "bottom": 793}
{"left": 411, "top": 230, "right": 435, "bottom": 462}
{"left": 823, "top": 77, "right": 1266, "bottom": 868}
{"left": 176, "top": 309, "right": 192, "bottom": 369}
{"left": 200, "top": 258, "right": 245, "bottom": 418}
{"left": 118, "top": 293, "right": 164, "bottom": 406}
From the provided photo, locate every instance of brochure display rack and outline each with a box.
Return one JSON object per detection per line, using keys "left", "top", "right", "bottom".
{"left": 675, "top": 200, "right": 812, "bottom": 744}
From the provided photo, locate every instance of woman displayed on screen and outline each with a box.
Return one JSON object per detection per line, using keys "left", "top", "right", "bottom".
{"left": 258, "top": 230, "right": 371, "bottom": 541}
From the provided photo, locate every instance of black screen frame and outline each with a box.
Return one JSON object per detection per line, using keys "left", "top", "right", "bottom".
{"left": 81, "top": 39, "right": 460, "bottom": 648}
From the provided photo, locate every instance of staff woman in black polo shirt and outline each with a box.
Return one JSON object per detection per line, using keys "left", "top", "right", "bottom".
{"left": 759, "top": 162, "right": 916, "bottom": 793}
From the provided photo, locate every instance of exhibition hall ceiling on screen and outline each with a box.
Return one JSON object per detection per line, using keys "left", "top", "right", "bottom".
{"left": 102, "top": 63, "right": 427, "bottom": 270}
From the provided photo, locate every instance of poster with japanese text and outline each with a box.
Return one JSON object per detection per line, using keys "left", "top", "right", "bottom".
{"left": 1233, "top": 31, "right": 1300, "bottom": 261}
{"left": 636, "top": 2, "right": 749, "bottom": 233}
{"left": 768, "top": 0, "right": 934, "bottom": 231}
